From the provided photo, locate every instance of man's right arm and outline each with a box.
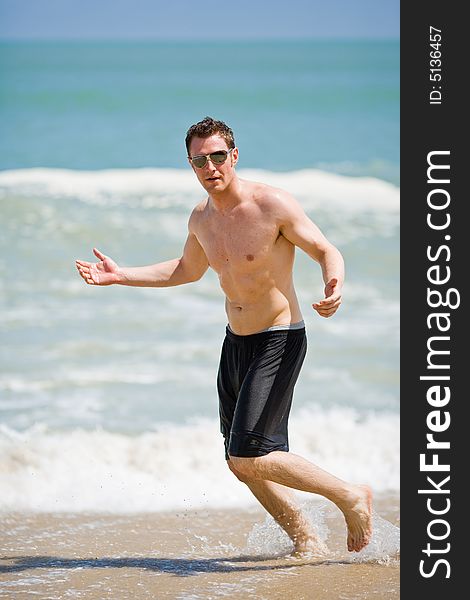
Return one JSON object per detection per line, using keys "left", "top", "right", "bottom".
{"left": 118, "top": 231, "right": 209, "bottom": 287}
{"left": 76, "top": 220, "right": 209, "bottom": 288}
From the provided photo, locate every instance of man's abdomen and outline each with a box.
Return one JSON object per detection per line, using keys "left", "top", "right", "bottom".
{"left": 224, "top": 283, "right": 303, "bottom": 336}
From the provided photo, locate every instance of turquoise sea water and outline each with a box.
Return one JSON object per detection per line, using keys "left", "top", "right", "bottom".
{"left": 0, "top": 40, "right": 399, "bottom": 180}
{"left": 0, "top": 40, "right": 399, "bottom": 512}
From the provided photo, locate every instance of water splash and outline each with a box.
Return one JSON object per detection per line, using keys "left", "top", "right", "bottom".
{"left": 246, "top": 501, "right": 329, "bottom": 558}
{"left": 245, "top": 500, "right": 399, "bottom": 564}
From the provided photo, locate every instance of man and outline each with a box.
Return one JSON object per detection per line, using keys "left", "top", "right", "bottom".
{"left": 76, "top": 116, "right": 372, "bottom": 555}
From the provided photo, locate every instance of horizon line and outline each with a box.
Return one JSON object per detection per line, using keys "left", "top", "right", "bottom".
{"left": 0, "top": 35, "right": 400, "bottom": 43}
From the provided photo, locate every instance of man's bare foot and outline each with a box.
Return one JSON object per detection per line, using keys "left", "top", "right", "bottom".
{"left": 341, "top": 484, "right": 373, "bottom": 552}
{"left": 290, "top": 533, "right": 329, "bottom": 558}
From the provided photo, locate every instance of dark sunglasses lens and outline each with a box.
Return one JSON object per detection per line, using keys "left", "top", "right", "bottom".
{"left": 192, "top": 156, "right": 207, "bottom": 168}
{"left": 209, "top": 151, "right": 228, "bottom": 165}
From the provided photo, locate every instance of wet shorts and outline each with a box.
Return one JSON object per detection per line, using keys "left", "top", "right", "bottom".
{"left": 217, "top": 322, "right": 307, "bottom": 459}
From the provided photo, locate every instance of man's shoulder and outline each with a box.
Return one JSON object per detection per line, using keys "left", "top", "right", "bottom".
{"left": 247, "top": 180, "right": 296, "bottom": 213}
{"left": 188, "top": 198, "right": 209, "bottom": 231}
{"left": 191, "top": 197, "right": 209, "bottom": 213}
{"left": 244, "top": 180, "right": 309, "bottom": 229}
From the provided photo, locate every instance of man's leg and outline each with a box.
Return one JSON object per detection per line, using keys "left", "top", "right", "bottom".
{"left": 219, "top": 328, "right": 371, "bottom": 552}
{"left": 228, "top": 461, "right": 325, "bottom": 554}
{"left": 229, "top": 452, "right": 372, "bottom": 552}
{"left": 246, "top": 480, "right": 328, "bottom": 555}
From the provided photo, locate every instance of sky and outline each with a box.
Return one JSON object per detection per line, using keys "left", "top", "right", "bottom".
{"left": 0, "top": 0, "right": 399, "bottom": 40}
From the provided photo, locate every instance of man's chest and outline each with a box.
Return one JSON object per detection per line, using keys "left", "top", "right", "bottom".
{"left": 195, "top": 215, "right": 279, "bottom": 272}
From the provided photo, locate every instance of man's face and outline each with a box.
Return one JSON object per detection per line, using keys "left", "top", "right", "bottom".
{"left": 188, "top": 134, "right": 238, "bottom": 194}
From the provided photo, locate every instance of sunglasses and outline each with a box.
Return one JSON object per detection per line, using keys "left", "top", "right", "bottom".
{"left": 189, "top": 148, "right": 234, "bottom": 169}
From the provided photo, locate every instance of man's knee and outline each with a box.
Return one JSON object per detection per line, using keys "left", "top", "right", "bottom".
{"left": 227, "top": 460, "right": 246, "bottom": 482}
{"left": 227, "top": 455, "right": 260, "bottom": 482}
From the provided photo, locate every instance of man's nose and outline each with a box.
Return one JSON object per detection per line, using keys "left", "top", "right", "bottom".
{"left": 203, "top": 158, "right": 217, "bottom": 170}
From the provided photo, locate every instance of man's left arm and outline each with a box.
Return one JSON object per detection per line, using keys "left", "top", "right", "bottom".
{"left": 277, "top": 192, "right": 345, "bottom": 318}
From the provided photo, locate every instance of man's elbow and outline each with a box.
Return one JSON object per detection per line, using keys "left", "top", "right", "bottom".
{"left": 186, "top": 271, "right": 204, "bottom": 283}
{"left": 193, "top": 264, "right": 209, "bottom": 282}
{"left": 182, "top": 262, "right": 209, "bottom": 284}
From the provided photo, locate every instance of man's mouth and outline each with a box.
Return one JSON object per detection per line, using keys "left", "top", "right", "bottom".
{"left": 206, "top": 177, "right": 219, "bottom": 181}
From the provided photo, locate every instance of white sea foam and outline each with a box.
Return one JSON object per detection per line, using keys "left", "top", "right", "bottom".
{"left": 0, "top": 167, "right": 399, "bottom": 213}
{"left": 0, "top": 407, "right": 398, "bottom": 514}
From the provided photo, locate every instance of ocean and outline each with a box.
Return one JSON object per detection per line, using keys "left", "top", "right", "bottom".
{"left": 0, "top": 40, "right": 399, "bottom": 514}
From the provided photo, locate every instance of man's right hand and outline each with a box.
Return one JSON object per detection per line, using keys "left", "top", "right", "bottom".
{"left": 75, "top": 248, "right": 122, "bottom": 286}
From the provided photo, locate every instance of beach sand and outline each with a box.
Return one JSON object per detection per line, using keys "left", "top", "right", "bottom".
{"left": 1, "top": 493, "right": 399, "bottom": 599}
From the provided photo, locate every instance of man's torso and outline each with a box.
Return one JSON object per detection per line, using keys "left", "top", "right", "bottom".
{"left": 191, "top": 180, "right": 303, "bottom": 334}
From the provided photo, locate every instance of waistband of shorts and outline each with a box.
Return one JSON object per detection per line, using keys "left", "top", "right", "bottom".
{"left": 225, "top": 320, "right": 305, "bottom": 341}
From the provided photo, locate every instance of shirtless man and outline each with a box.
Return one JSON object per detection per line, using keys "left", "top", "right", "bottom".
{"left": 75, "top": 116, "right": 372, "bottom": 555}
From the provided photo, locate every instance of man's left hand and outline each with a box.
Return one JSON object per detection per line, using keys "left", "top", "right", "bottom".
{"left": 312, "top": 277, "right": 342, "bottom": 318}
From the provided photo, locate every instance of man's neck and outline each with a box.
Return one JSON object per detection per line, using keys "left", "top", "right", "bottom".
{"left": 209, "top": 176, "right": 245, "bottom": 213}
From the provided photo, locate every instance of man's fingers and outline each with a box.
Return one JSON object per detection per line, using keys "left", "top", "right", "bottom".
{"left": 313, "top": 306, "right": 340, "bottom": 318}
{"left": 76, "top": 263, "right": 89, "bottom": 275}
{"left": 93, "top": 247, "right": 106, "bottom": 261}
{"left": 313, "top": 295, "right": 341, "bottom": 307}
{"left": 76, "top": 262, "right": 97, "bottom": 285}
{"left": 320, "top": 297, "right": 338, "bottom": 306}
{"left": 313, "top": 303, "right": 341, "bottom": 312}
{"left": 312, "top": 298, "right": 342, "bottom": 317}
{"left": 319, "top": 305, "right": 339, "bottom": 314}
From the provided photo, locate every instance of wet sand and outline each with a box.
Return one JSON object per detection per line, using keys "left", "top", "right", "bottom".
{"left": 0, "top": 494, "right": 399, "bottom": 599}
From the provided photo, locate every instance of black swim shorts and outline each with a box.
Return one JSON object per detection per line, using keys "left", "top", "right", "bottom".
{"left": 217, "top": 323, "right": 307, "bottom": 459}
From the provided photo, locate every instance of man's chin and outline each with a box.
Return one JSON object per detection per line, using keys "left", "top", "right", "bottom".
{"left": 202, "top": 179, "right": 224, "bottom": 191}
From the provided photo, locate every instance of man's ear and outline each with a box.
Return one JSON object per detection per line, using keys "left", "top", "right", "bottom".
{"left": 232, "top": 147, "right": 239, "bottom": 166}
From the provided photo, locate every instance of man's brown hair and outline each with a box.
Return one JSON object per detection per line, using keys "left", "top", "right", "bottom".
{"left": 185, "top": 116, "right": 235, "bottom": 156}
